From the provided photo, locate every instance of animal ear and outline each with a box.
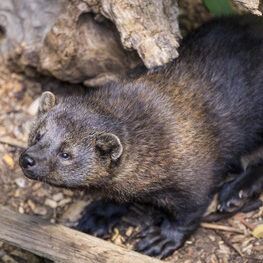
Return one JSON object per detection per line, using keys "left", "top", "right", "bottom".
{"left": 38, "top": 91, "right": 56, "bottom": 115}
{"left": 96, "top": 133, "right": 123, "bottom": 161}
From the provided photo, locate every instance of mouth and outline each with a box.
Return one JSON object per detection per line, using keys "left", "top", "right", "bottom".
{"left": 21, "top": 168, "right": 37, "bottom": 180}
{"left": 20, "top": 168, "right": 46, "bottom": 183}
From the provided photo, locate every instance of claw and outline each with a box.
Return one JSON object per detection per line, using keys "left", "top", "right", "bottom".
{"left": 238, "top": 189, "right": 243, "bottom": 199}
{"left": 226, "top": 200, "right": 231, "bottom": 208}
{"left": 217, "top": 204, "right": 223, "bottom": 212}
{"left": 77, "top": 200, "right": 130, "bottom": 238}
{"left": 136, "top": 236, "right": 163, "bottom": 252}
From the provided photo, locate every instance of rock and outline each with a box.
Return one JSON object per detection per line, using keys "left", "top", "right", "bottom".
{"left": 32, "top": 206, "right": 48, "bottom": 216}
{"left": 44, "top": 198, "right": 57, "bottom": 208}
{"left": 15, "top": 178, "right": 27, "bottom": 188}
{"left": 52, "top": 193, "right": 64, "bottom": 202}
{"left": 58, "top": 198, "right": 72, "bottom": 207}
{"left": 60, "top": 200, "right": 90, "bottom": 223}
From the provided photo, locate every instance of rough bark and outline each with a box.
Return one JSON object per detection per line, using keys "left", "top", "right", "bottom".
{"left": 231, "top": 0, "right": 262, "bottom": 15}
{"left": 0, "top": 0, "right": 262, "bottom": 86}
{"left": 39, "top": 1, "right": 141, "bottom": 86}
{"left": 0, "top": 0, "right": 67, "bottom": 76}
{"left": 83, "top": 0, "right": 181, "bottom": 68}
{"left": 0, "top": 207, "right": 162, "bottom": 263}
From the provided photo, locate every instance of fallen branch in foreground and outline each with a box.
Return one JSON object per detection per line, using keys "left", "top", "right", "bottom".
{"left": 0, "top": 207, "right": 162, "bottom": 263}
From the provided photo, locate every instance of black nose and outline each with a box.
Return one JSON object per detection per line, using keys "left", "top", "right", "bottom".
{"left": 19, "top": 154, "right": 36, "bottom": 169}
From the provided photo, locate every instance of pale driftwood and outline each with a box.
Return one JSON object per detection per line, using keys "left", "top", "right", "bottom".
{"left": 0, "top": 207, "right": 162, "bottom": 263}
{"left": 0, "top": 0, "right": 262, "bottom": 85}
{"left": 39, "top": 1, "right": 141, "bottom": 86}
{"left": 84, "top": 0, "right": 181, "bottom": 68}
{"left": 231, "top": 0, "right": 262, "bottom": 15}
{"left": 0, "top": 0, "right": 141, "bottom": 86}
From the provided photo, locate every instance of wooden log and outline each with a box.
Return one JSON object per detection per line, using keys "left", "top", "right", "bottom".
{"left": 0, "top": 207, "right": 162, "bottom": 263}
{"left": 39, "top": 1, "right": 141, "bottom": 86}
{"left": 85, "top": 0, "right": 181, "bottom": 68}
{"left": 0, "top": 0, "right": 141, "bottom": 87}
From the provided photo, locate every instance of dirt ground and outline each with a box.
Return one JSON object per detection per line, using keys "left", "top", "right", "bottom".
{"left": 0, "top": 60, "right": 262, "bottom": 263}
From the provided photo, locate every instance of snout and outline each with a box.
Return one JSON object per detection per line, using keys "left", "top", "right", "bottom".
{"left": 19, "top": 152, "right": 38, "bottom": 180}
{"left": 19, "top": 154, "right": 36, "bottom": 169}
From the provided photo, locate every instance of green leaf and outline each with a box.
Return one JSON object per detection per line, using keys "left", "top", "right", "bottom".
{"left": 203, "top": 0, "right": 235, "bottom": 16}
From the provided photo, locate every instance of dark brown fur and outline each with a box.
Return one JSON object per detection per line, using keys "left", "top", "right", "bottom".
{"left": 20, "top": 15, "right": 263, "bottom": 258}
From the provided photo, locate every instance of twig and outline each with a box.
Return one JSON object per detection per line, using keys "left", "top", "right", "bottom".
{"left": 215, "top": 230, "right": 243, "bottom": 257}
{"left": 0, "top": 136, "right": 26, "bottom": 149}
{"left": 240, "top": 218, "right": 255, "bottom": 231}
{"left": 201, "top": 222, "right": 244, "bottom": 234}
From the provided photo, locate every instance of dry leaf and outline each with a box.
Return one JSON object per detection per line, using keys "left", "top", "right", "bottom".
{"left": 3, "top": 154, "right": 15, "bottom": 169}
{"left": 111, "top": 227, "right": 120, "bottom": 242}
{"left": 252, "top": 224, "right": 263, "bottom": 238}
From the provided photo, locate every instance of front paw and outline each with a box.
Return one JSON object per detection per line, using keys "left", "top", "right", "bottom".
{"left": 218, "top": 192, "right": 262, "bottom": 214}
{"left": 218, "top": 163, "right": 263, "bottom": 214}
{"left": 134, "top": 220, "right": 186, "bottom": 258}
{"left": 76, "top": 200, "right": 129, "bottom": 238}
{"left": 217, "top": 187, "right": 244, "bottom": 213}
{"left": 218, "top": 178, "right": 262, "bottom": 213}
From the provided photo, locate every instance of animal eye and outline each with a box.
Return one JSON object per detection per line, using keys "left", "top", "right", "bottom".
{"left": 35, "top": 132, "right": 42, "bottom": 142}
{"left": 59, "top": 152, "right": 71, "bottom": 160}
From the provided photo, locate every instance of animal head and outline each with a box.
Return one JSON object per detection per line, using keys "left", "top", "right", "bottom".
{"left": 19, "top": 92, "right": 123, "bottom": 189}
